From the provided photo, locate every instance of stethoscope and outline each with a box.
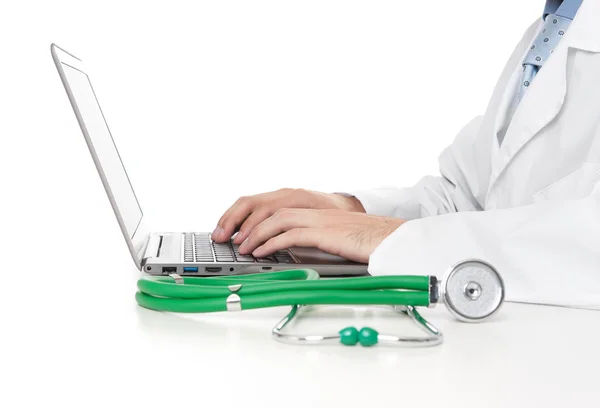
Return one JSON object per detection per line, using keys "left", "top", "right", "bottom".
{"left": 135, "top": 259, "right": 505, "bottom": 347}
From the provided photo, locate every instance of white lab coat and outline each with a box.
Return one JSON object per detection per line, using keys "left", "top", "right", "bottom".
{"left": 350, "top": 0, "right": 600, "bottom": 310}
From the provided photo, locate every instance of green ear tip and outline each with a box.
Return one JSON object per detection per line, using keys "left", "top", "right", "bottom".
{"left": 339, "top": 327, "right": 359, "bottom": 346}
{"left": 358, "top": 327, "right": 379, "bottom": 347}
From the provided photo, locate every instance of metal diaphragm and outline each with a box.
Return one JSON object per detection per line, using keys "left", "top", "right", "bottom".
{"left": 441, "top": 259, "right": 505, "bottom": 323}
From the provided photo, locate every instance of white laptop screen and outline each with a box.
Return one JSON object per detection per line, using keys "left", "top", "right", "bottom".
{"left": 61, "top": 63, "right": 143, "bottom": 238}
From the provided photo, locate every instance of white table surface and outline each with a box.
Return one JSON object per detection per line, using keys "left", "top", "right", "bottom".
{"left": 4, "top": 260, "right": 599, "bottom": 408}
{"left": 3, "top": 2, "right": 580, "bottom": 406}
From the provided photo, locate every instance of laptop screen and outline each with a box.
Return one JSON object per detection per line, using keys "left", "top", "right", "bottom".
{"left": 61, "top": 63, "right": 143, "bottom": 238}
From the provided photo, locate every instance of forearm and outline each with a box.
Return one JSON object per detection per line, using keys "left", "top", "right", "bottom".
{"left": 368, "top": 195, "right": 600, "bottom": 309}
{"left": 344, "top": 115, "right": 487, "bottom": 220}
{"left": 347, "top": 175, "right": 481, "bottom": 220}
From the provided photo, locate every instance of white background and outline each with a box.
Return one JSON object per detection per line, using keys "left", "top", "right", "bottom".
{"left": 0, "top": 1, "right": 556, "bottom": 407}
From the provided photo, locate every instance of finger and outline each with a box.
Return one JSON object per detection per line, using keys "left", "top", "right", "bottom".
{"left": 213, "top": 196, "right": 258, "bottom": 242}
{"left": 238, "top": 209, "right": 321, "bottom": 254}
{"left": 232, "top": 208, "right": 274, "bottom": 244}
{"left": 254, "top": 226, "right": 371, "bottom": 263}
{"left": 252, "top": 228, "right": 322, "bottom": 258}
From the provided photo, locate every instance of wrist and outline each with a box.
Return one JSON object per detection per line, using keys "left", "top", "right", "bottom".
{"left": 332, "top": 193, "right": 366, "bottom": 213}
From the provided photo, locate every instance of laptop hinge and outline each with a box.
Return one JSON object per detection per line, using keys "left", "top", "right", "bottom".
{"left": 143, "top": 234, "right": 163, "bottom": 262}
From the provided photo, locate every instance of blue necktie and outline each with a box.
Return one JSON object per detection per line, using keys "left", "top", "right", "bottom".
{"left": 516, "top": 15, "right": 571, "bottom": 107}
{"left": 499, "top": 14, "right": 572, "bottom": 145}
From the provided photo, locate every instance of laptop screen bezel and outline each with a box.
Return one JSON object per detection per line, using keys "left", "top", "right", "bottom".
{"left": 51, "top": 44, "right": 149, "bottom": 270}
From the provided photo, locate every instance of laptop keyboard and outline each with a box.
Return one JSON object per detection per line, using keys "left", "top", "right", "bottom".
{"left": 183, "top": 233, "right": 296, "bottom": 264}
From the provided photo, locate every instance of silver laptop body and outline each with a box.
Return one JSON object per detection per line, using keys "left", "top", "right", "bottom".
{"left": 51, "top": 44, "right": 368, "bottom": 277}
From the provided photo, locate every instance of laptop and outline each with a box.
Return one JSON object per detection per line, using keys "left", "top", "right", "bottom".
{"left": 51, "top": 44, "right": 368, "bottom": 277}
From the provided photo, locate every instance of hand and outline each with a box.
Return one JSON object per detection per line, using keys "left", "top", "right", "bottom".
{"left": 237, "top": 209, "right": 406, "bottom": 264}
{"left": 212, "top": 188, "right": 365, "bottom": 244}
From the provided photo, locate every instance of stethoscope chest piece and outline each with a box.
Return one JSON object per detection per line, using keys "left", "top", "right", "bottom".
{"left": 441, "top": 259, "right": 505, "bottom": 323}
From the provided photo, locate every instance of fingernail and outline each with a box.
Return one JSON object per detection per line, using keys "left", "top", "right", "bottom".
{"left": 233, "top": 232, "right": 245, "bottom": 244}
{"left": 212, "top": 226, "right": 223, "bottom": 238}
{"left": 239, "top": 238, "right": 249, "bottom": 252}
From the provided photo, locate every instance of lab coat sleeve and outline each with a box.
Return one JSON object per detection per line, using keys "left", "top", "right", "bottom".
{"left": 344, "top": 115, "right": 487, "bottom": 220}
{"left": 368, "top": 190, "right": 600, "bottom": 310}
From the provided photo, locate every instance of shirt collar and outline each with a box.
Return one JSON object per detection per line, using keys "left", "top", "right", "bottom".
{"left": 556, "top": 0, "right": 600, "bottom": 52}
{"left": 544, "top": 0, "right": 584, "bottom": 20}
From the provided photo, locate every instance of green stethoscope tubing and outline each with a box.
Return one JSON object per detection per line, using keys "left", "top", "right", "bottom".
{"left": 135, "top": 269, "right": 431, "bottom": 314}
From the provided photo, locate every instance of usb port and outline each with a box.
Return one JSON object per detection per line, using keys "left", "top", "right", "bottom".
{"left": 183, "top": 267, "right": 199, "bottom": 273}
{"left": 162, "top": 267, "right": 176, "bottom": 273}
{"left": 205, "top": 267, "right": 222, "bottom": 273}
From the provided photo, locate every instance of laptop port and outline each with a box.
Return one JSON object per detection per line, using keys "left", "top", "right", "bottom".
{"left": 162, "top": 267, "right": 177, "bottom": 273}
{"left": 205, "top": 267, "right": 222, "bottom": 273}
{"left": 183, "top": 267, "right": 199, "bottom": 273}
